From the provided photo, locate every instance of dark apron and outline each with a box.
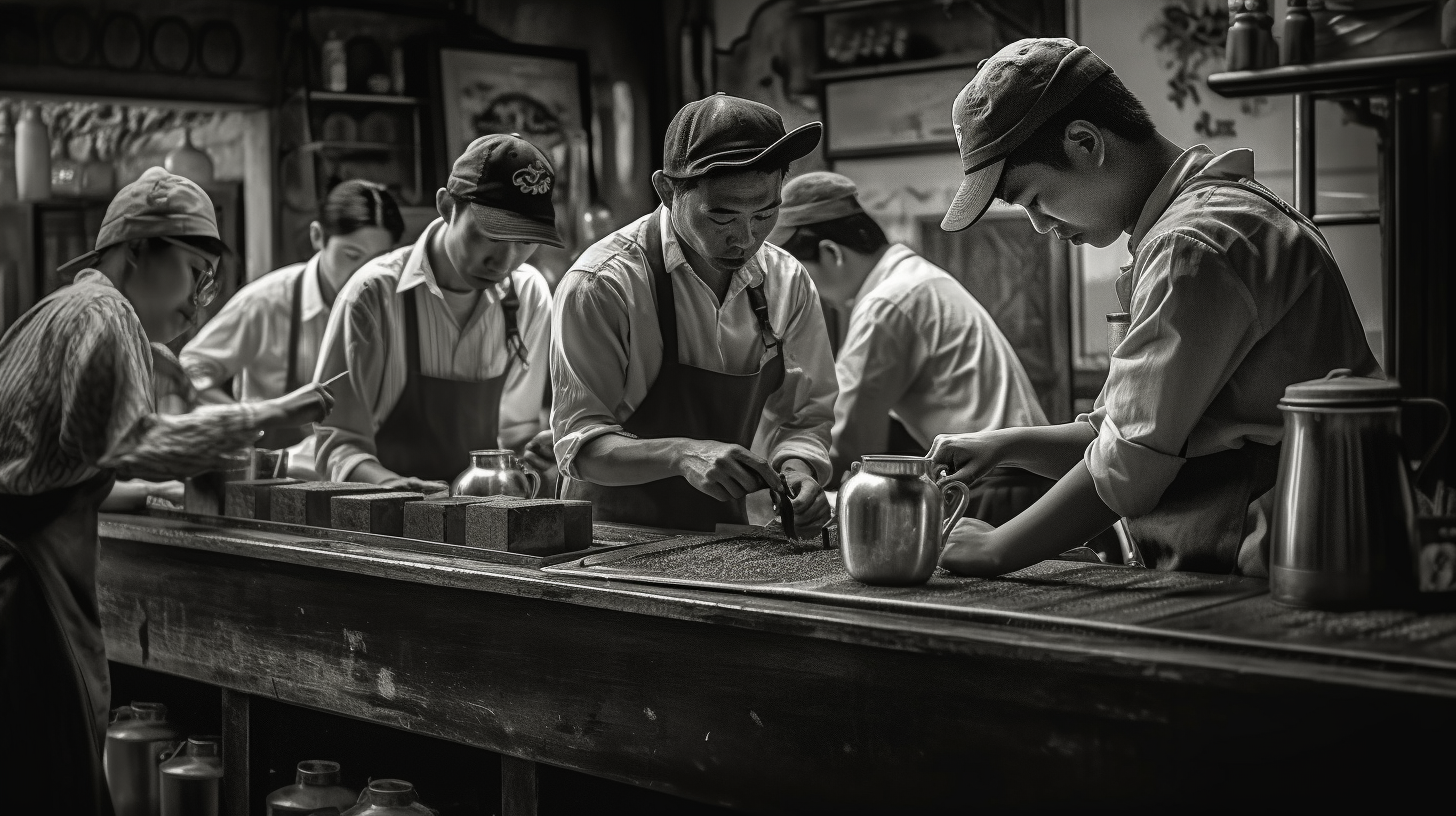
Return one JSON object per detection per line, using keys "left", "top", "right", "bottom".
{"left": 372, "top": 283, "right": 522, "bottom": 483}
{"left": 0, "top": 471, "right": 119, "bottom": 815}
{"left": 1116, "top": 174, "right": 1328, "bottom": 574}
{"left": 258, "top": 270, "right": 307, "bottom": 450}
{"left": 965, "top": 466, "right": 1056, "bottom": 528}
{"left": 562, "top": 209, "right": 787, "bottom": 531}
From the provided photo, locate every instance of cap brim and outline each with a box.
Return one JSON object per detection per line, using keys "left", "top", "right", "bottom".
{"left": 56, "top": 250, "right": 101, "bottom": 279}
{"left": 941, "top": 158, "right": 1005, "bottom": 232}
{"left": 468, "top": 203, "right": 565, "bottom": 249}
{"left": 766, "top": 222, "right": 797, "bottom": 247}
{"left": 673, "top": 121, "right": 824, "bottom": 179}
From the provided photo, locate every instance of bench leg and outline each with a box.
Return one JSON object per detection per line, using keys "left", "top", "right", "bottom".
{"left": 501, "top": 755, "right": 538, "bottom": 816}
{"left": 220, "top": 688, "right": 250, "bottom": 816}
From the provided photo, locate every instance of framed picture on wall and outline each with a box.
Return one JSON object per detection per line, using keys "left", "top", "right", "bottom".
{"left": 432, "top": 42, "right": 592, "bottom": 271}
{"left": 823, "top": 67, "right": 967, "bottom": 159}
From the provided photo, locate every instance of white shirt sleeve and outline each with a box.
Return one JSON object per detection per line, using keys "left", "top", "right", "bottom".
{"left": 549, "top": 267, "right": 634, "bottom": 479}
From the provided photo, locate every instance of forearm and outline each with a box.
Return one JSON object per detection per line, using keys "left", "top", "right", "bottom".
{"left": 574, "top": 433, "right": 684, "bottom": 486}
{"left": 993, "top": 422, "right": 1098, "bottom": 480}
{"left": 196, "top": 386, "right": 236, "bottom": 406}
{"left": 347, "top": 459, "right": 405, "bottom": 486}
{"left": 102, "top": 404, "right": 262, "bottom": 481}
{"left": 983, "top": 462, "right": 1120, "bottom": 574}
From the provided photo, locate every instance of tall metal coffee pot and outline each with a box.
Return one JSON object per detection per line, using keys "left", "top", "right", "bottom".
{"left": 267, "top": 760, "right": 358, "bottom": 815}
{"left": 106, "top": 701, "right": 182, "bottom": 816}
{"left": 838, "top": 455, "right": 971, "bottom": 586}
{"left": 450, "top": 449, "right": 541, "bottom": 498}
{"left": 160, "top": 736, "right": 224, "bottom": 816}
{"left": 1270, "top": 369, "right": 1449, "bottom": 609}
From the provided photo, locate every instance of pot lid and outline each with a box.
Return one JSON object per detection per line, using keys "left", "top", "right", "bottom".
{"left": 1280, "top": 368, "right": 1400, "bottom": 407}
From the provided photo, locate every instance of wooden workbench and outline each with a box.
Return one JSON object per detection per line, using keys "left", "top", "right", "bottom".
{"left": 97, "top": 514, "right": 1456, "bottom": 814}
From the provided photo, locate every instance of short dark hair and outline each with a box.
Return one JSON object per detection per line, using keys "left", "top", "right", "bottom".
{"left": 996, "top": 72, "right": 1155, "bottom": 197}
{"left": 776, "top": 212, "right": 888, "bottom": 261}
{"left": 320, "top": 179, "right": 404, "bottom": 243}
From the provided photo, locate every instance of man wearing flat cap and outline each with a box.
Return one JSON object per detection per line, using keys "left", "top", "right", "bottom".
{"left": 551, "top": 93, "right": 835, "bottom": 534}
{"left": 314, "top": 134, "right": 560, "bottom": 491}
{"left": 770, "top": 171, "right": 1048, "bottom": 523}
{"left": 928, "top": 38, "right": 1378, "bottom": 577}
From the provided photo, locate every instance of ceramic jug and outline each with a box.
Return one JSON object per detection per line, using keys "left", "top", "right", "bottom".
{"left": 838, "top": 455, "right": 971, "bottom": 586}
{"left": 266, "top": 760, "right": 358, "bottom": 815}
{"left": 342, "top": 779, "right": 433, "bottom": 816}
{"left": 450, "top": 449, "right": 540, "bottom": 499}
{"left": 1270, "top": 369, "right": 1449, "bottom": 609}
{"left": 105, "top": 702, "right": 182, "bottom": 816}
{"left": 160, "top": 736, "right": 224, "bottom": 816}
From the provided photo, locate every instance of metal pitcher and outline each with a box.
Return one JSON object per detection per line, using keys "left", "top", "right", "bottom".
{"left": 105, "top": 701, "right": 182, "bottom": 816}
{"left": 160, "top": 736, "right": 224, "bottom": 816}
{"left": 266, "top": 760, "right": 357, "bottom": 816}
{"left": 450, "top": 449, "right": 541, "bottom": 499}
{"left": 342, "top": 779, "right": 434, "bottom": 816}
{"left": 1270, "top": 369, "right": 1450, "bottom": 609}
{"left": 838, "top": 455, "right": 971, "bottom": 586}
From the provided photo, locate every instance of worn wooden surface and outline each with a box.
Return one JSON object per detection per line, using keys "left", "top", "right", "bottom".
{"left": 98, "top": 516, "right": 1456, "bottom": 813}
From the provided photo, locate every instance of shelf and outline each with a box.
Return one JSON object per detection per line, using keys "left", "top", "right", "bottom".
{"left": 291, "top": 141, "right": 410, "bottom": 154}
{"left": 811, "top": 53, "right": 982, "bottom": 82}
{"left": 1207, "top": 49, "right": 1456, "bottom": 100}
{"left": 1312, "top": 211, "right": 1380, "bottom": 227}
{"left": 288, "top": 88, "right": 423, "bottom": 106}
{"left": 799, "top": 0, "right": 943, "bottom": 15}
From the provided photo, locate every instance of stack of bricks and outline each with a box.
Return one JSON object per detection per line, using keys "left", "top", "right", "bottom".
{"left": 330, "top": 492, "right": 426, "bottom": 536}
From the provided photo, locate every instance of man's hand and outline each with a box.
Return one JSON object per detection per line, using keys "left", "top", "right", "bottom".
{"left": 938, "top": 518, "right": 1006, "bottom": 577}
{"left": 382, "top": 476, "right": 450, "bottom": 494}
{"left": 782, "top": 468, "right": 830, "bottom": 537}
{"left": 929, "top": 431, "right": 1006, "bottom": 484}
{"left": 673, "top": 440, "right": 779, "bottom": 502}
{"left": 522, "top": 428, "right": 556, "bottom": 474}
{"left": 257, "top": 383, "right": 335, "bottom": 429}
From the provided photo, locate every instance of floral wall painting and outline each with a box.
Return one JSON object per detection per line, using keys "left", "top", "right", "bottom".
{"left": 1142, "top": 0, "right": 1272, "bottom": 139}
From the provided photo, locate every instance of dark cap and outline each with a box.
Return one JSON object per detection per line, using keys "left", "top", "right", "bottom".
{"left": 58, "top": 166, "right": 222, "bottom": 277}
{"left": 941, "top": 38, "right": 1111, "bottom": 232}
{"left": 663, "top": 93, "right": 822, "bottom": 180}
{"left": 445, "top": 133, "right": 564, "bottom": 248}
{"left": 766, "top": 171, "right": 865, "bottom": 245}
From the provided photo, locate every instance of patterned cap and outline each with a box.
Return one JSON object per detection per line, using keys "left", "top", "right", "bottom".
{"left": 58, "top": 166, "right": 221, "bottom": 276}
{"left": 445, "top": 133, "right": 564, "bottom": 248}
{"left": 941, "top": 38, "right": 1112, "bottom": 232}
{"left": 663, "top": 93, "right": 821, "bottom": 180}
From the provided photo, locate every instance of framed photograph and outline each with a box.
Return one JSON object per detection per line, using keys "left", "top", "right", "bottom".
{"left": 432, "top": 42, "right": 592, "bottom": 267}
{"left": 823, "top": 67, "right": 967, "bottom": 159}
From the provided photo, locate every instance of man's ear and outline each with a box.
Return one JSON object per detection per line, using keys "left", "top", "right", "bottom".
{"left": 308, "top": 221, "right": 326, "bottom": 253}
{"left": 1063, "top": 120, "right": 1105, "bottom": 170}
{"left": 819, "top": 240, "right": 844, "bottom": 268}
{"left": 435, "top": 187, "right": 454, "bottom": 222}
{"left": 650, "top": 170, "right": 674, "bottom": 207}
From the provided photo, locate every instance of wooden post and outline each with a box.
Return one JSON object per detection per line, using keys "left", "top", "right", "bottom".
{"left": 220, "top": 688, "right": 250, "bottom": 816}
{"left": 501, "top": 755, "right": 539, "bottom": 816}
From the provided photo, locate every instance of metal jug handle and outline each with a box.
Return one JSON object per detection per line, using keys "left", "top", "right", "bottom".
{"left": 933, "top": 466, "right": 972, "bottom": 546}
{"left": 1403, "top": 397, "right": 1451, "bottom": 486}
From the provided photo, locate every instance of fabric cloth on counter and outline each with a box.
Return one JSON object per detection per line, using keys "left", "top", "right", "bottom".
{"left": 1078, "top": 146, "right": 1380, "bottom": 569}
{"left": 550, "top": 207, "right": 837, "bottom": 482}
{"left": 0, "top": 270, "right": 261, "bottom": 495}
{"left": 313, "top": 218, "right": 552, "bottom": 482}
{"left": 830, "top": 244, "right": 1047, "bottom": 477}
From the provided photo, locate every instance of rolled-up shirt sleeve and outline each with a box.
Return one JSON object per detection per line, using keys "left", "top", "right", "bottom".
{"left": 550, "top": 266, "right": 634, "bottom": 479}
{"left": 756, "top": 268, "right": 836, "bottom": 483}
{"left": 313, "top": 275, "right": 392, "bottom": 481}
{"left": 1087, "top": 231, "right": 1262, "bottom": 517}
{"left": 498, "top": 270, "right": 552, "bottom": 451}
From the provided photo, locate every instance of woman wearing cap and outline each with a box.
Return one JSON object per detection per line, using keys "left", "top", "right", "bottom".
{"left": 182, "top": 180, "right": 403, "bottom": 477}
{"left": 550, "top": 94, "right": 836, "bottom": 535}
{"left": 926, "top": 39, "right": 1379, "bottom": 576}
{"left": 0, "top": 167, "right": 337, "bottom": 812}
{"left": 312, "top": 135, "right": 557, "bottom": 492}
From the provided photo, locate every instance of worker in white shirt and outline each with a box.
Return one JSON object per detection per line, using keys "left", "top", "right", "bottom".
{"left": 181, "top": 181, "right": 403, "bottom": 477}
{"left": 551, "top": 94, "right": 836, "bottom": 534}
{"left": 313, "top": 134, "right": 558, "bottom": 492}
{"left": 769, "top": 171, "right": 1050, "bottom": 525}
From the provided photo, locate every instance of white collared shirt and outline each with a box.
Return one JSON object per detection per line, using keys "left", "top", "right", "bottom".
{"left": 181, "top": 254, "right": 330, "bottom": 402}
{"left": 313, "top": 219, "right": 552, "bottom": 481}
{"left": 1080, "top": 146, "right": 1380, "bottom": 519}
{"left": 831, "top": 244, "right": 1047, "bottom": 475}
{"left": 551, "top": 208, "right": 837, "bottom": 482}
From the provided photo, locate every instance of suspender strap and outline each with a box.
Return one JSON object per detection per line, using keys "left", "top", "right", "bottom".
{"left": 284, "top": 269, "right": 304, "bottom": 391}
{"left": 499, "top": 276, "right": 527, "bottom": 370}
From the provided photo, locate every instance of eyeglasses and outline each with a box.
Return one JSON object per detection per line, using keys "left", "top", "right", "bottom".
{"left": 158, "top": 235, "right": 220, "bottom": 308}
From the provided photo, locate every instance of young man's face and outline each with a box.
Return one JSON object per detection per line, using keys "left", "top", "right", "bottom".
{"left": 439, "top": 200, "right": 539, "bottom": 289}
{"left": 997, "top": 121, "right": 1130, "bottom": 249}
{"left": 662, "top": 169, "right": 782, "bottom": 277}
{"left": 125, "top": 239, "right": 220, "bottom": 343}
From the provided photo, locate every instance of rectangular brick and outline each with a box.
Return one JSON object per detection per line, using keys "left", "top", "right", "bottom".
{"left": 330, "top": 491, "right": 425, "bottom": 536}
{"left": 271, "top": 482, "right": 388, "bottom": 527}
{"left": 223, "top": 478, "right": 302, "bottom": 520}
{"left": 559, "top": 500, "right": 593, "bottom": 551}
{"left": 401, "top": 496, "right": 494, "bottom": 543}
{"left": 464, "top": 501, "right": 564, "bottom": 554}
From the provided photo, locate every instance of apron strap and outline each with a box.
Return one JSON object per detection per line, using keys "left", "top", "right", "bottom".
{"left": 402, "top": 287, "right": 423, "bottom": 377}
{"left": 641, "top": 207, "right": 681, "bottom": 377}
{"left": 284, "top": 268, "right": 304, "bottom": 392}
{"left": 498, "top": 276, "right": 527, "bottom": 371}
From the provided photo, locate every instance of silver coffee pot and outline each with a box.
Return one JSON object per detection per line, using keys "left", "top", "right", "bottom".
{"left": 838, "top": 455, "right": 971, "bottom": 586}
{"left": 1270, "top": 369, "right": 1449, "bottom": 609}
{"left": 450, "top": 449, "right": 541, "bottom": 499}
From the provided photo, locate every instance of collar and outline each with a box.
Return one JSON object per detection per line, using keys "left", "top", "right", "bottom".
{"left": 300, "top": 254, "right": 328, "bottom": 320}
{"left": 396, "top": 218, "right": 445, "bottom": 298}
{"left": 73, "top": 268, "right": 116, "bottom": 290}
{"left": 1127, "top": 145, "right": 1221, "bottom": 255}
{"left": 658, "top": 207, "right": 766, "bottom": 293}
{"left": 852, "top": 243, "right": 914, "bottom": 306}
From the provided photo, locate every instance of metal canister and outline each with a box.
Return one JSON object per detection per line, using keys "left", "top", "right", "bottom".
{"left": 1105, "top": 312, "right": 1131, "bottom": 355}
{"left": 266, "top": 760, "right": 358, "bottom": 816}
{"left": 341, "top": 779, "right": 433, "bottom": 815}
{"left": 105, "top": 702, "right": 182, "bottom": 816}
{"left": 160, "top": 736, "right": 223, "bottom": 816}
